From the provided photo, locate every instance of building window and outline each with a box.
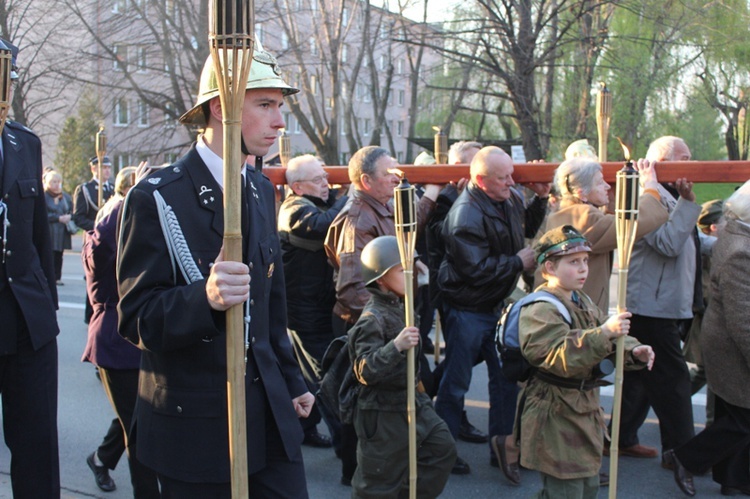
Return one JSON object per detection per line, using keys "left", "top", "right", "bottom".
{"left": 364, "top": 118, "right": 371, "bottom": 136}
{"left": 294, "top": 117, "right": 302, "bottom": 134}
{"left": 397, "top": 151, "right": 403, "bottom": 162}
{"left": 138, "top": 100, "right": 149, "bottom": 127}
{"left": 341, "top": 152, "right": 348, "bottom": 164}
{"left": 397, "top": 120, "right": 404, "bottom": 137}
{"left": 256, "top": 23, "right": 264, "bottom": 45}
{"left": 356, "top": 83, "right": 364, "bottom": 102}
{"left": 284, "top": 112, "right": 291, "bottom": 130}
{"left": 326, "top": 97, "right": 334, "bottom": 110}
{"left": 385, "top": 88, "right": 392, "bottom": 106}
{"left": 380, "top": 24, "right": 388, "bottom": 40}
{"left": 363, "top": 85, "right": 371, "bottom": 103}
{"left": 397, "top": 59, "right": 405, "bottom": 75}
{"left": 112, "top": 0, "right": 125, "bottom": 13}
{"left": 380, "top": 54, "right": 387, "bottom": 70}
{"left": 310, "top": 75, "right": 318, "bottom": 95}
{"left": 342, "top": 44, "right": 348, "bottom": 63}
{"left": 164, "top": 0, "right": 176, "bottom": 17}
{"left": 136, "top": 46, "right": 147, "bottom": 72}
{"left": 114, "top": 98, "right": 129, "bottom": 126}
{"left": 398, "top": 90, "right": 405, "bottom": 107}
{"left": 342, "top": 7, "right": 349, "bottom": 26}
{"left": 115, "top": 154, "right": 130, "bottom": 169}
{"left": 310, "top": 0, "right": 317, "bottom": 12}
{"left": 164, "top": 102, "right": 176, "bottom": 128}
{"left": 309, "top": 37, "right": 318, "bottom": 56}
{"left": 281, "top": 32, "right": 289, "bottom": 50}
{"left": 113, "top": 44, "right": 127, "bottom": 71}
{"left": 132, "top": 0, "right": 146, "bottom": 16}
{"left": 164, "top": 152, "right": 178, "bottom": 164}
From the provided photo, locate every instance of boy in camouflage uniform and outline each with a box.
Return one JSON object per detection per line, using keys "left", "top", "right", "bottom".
{"left": 348, "top": 236, "right": 456, "bottom": 498}
{"left": 518, "top": 226, "right": 655, "bottom": 498}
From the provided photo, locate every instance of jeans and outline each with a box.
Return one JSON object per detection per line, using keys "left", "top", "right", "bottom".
{"left": 435, "top": 305, "right": 519, "bottom": 448}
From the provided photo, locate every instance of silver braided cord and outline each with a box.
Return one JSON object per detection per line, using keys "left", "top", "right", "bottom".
{"left": 153, "top": 191, "right": 204, "bottom": 285}
{"left": 0, "top": 200, "right": 8, "bottom": 264}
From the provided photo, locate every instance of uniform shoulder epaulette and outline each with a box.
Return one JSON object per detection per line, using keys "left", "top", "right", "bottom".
{"left": 5, "top": 119, "right": 38, "bottom": 137}
{"left": 137, "top": 163, "right": 185, "bottom": 192}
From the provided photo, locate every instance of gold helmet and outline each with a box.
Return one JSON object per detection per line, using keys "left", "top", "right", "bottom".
{"left": 179, "top": 41, "right": 299, "bottom": 126}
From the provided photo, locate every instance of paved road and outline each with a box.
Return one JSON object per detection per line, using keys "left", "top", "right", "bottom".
{"left": 0, "top": 238, "right": 726, "bottom": 497}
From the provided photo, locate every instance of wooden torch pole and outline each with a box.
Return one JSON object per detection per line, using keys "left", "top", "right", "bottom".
{"left": 209, "top": 1, "right": 253, "bottom": 496}
{"left": 394, "top": 177, "right": 418, "bottom": 499}
{"left": 596, "top": 83, "right": 612, "bottom": 163}
{"left": 95, "top": 126, "right": 106, "bottom": 208}
{"left": 609, "top": 154, "right": 640, "bottom": 499}
{"left": 0, "top": 42, "right": 12, "bottom": 135}
{"left": 432, "top": 125, "right": 447, "bottom": 364}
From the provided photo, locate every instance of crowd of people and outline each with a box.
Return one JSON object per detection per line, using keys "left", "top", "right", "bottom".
{"left": 3, "top": 33, "right": 750, "bottom": 499}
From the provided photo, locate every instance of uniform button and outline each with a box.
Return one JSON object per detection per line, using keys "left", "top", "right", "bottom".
{"left": 248, "top": 262, "right": 254, "bottom": 271}
{"left": 7, "top": 277, "right": 12, "bottom": 283}
{"left": 249, "top": 299, "right": 254, "bottom": 307}
{"left": 176, "top": 406, "right": 183, "bottom": 413}
{"left": 208, "top": 262, "right": 214, "bottom": 268}
{"left": 251, "top": 336, "right": 256, "bottom": 344}
{"left": 4, "top": 250, "right": 9, "bottom": 257}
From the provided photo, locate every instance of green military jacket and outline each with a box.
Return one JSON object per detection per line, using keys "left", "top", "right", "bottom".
{"left": 518, "top": 285, "right": 645, "bottom": 479}
{"left": 348, "top": 287, "right": 424, "bottom": 412}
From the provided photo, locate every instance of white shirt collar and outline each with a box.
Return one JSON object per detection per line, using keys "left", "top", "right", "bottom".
{"left": 196, "top": 136, "right": 247, "bottom": 191}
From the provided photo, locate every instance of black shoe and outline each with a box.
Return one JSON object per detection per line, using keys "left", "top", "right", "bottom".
{"left": 459, "top": 411, "right": 488, "bottom": 443}
{"left": 86, "top": 452, "right": 116, "bottom": 492}
{"left": 664, "top": 450, "right": 695, "bottom": 497}
{"left": 721, "top": 485, "right": 750, "bottom": 496}
{"left": 341, "top": 475, "right": 352, "bottom": 486}
{"left": 303, "top": 431, "right": 333, "bottom": 448}
{"left": 599, "top": 471, "right": 609, "bottom": 487}
{"left": 451, "top": 456, "right": 471, "bottom": 475}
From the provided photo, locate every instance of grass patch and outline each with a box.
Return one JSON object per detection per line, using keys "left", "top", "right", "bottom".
{"left": 693, "top": 183, "right": 742, "bottom": 204}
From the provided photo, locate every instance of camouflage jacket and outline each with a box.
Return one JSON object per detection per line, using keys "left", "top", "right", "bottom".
{"left": 518, "top": 285, "right": 645, "bottom": 479}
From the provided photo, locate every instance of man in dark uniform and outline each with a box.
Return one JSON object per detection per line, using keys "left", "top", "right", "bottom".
{"left": 0, "top": 38, "right": 61, "bottom": 498}
{"left": 117, "top": 43, "right": 314, "bottom": 497}
{"left": 72, "top": 155, "right": 114, "bottom": 233}
{"left": 73, "top": 155, "right": 113, "bottom": 324}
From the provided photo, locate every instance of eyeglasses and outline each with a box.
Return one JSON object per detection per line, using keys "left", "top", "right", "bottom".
{"left": 299, "top": 174, "right": 329, "bottom": 184}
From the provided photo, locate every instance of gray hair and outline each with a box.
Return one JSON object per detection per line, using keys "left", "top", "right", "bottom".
{"left": 724, "top": 179, "right": 750, "bottom": 223}
{"left": 448, "top": 141, "right": 482, "bottom": 164}
{"left": 645, "top": 136, "right": 685, "bottom": 162}
{"left": 348, "top": 146, "right": 390, "bottom": 186}
{"left": 554, "top": 157, "right": 602, "bottom": 198}
{"left": 285, "top": 154, "right": 322, "bottom": 184}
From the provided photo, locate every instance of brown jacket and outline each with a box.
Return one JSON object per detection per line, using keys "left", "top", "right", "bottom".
{"left": 325, "top": 189, "right": 434, "bottom": 324}
{"left": 534, "top": 190, "right": 668, "bottom": 312}
{"left": 702, "top": 219, "right": 750, "bottom": 409}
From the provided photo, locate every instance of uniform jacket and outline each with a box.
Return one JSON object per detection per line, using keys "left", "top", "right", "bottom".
{"left": 324, "top": 189, "right": 434, "bottom": 324}
{"left": 0, "top": 121, "right": 58, "bottom": 354}
{"left": 519, "top": 285, "right": 644, "bottom": 479}
{"left": 117, "top": 147, "right": 308, "bottom": 482}
{"left": 702, "top": 219, "right": 750, "bottom": 409}
{"left": 626, "top": 186, "right": 701, "bottom": 319}
{"left": 438, "top": 182, "right": 546, "bottom": 312}
{"left": 45, "top": 190, "right": 73, "bottom": 252}
{"left": 81, "top": 198, "right": 140, "bottom": 370}
{"left": 72, "top": 178, "right": 113, "bottom": 232}
{"left": 348, "top": 287, "right": 424, "bottom": 411}
{"left": 278, "top": 191, "right": 347, "bottom": 333}
{"left": 535, "top": 191, "right": 667, "bottom": 312}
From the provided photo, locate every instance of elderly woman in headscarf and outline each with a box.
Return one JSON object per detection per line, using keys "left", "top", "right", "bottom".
{"left": 668, "top": 180, "right": 750, "bottom": 497}
{"left": 43, "top": 170, "right": 74, "bottom": 284}
{"left": 534, "top": 157, "right": 669, "bottom": 313}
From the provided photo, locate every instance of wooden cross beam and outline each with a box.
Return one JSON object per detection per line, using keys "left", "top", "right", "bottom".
{"left": 263, "top": 161, "right": 750, "bottom": 185}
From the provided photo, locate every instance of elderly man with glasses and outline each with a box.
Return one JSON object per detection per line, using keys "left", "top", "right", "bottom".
{"left": 278, "top": 154, "right": 348, "bottom": 453}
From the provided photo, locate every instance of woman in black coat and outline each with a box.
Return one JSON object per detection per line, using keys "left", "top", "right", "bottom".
{"left": 43, "top": 170, "right": 73, "bottom": 284}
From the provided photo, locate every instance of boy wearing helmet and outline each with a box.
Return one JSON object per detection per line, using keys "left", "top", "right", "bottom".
{"left": 117, "top": 44, "right": 313, "bottom": 496}
{"left": 517, "top": 226, "right": 654, "bottom": 498}
{"left": 348, "top": 236, "right": 456, "bottom": 498}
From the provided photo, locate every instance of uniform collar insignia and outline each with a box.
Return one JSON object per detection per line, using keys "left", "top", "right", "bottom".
{"left": 148, "top": 177, "right": 161, "bottom": 185}
{"left": 199, "top": 185, "right": 216, "bottom": 206}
